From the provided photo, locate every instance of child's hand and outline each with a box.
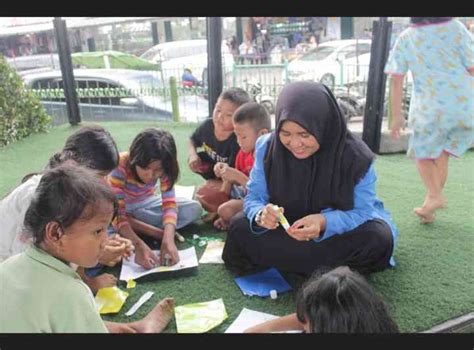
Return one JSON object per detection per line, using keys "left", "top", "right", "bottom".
{"left": 287, "top": 214, "right": 326, "bottom": 241}
{"left": 160, "top": 241, "right": 180, "bottom": 266}
{"left": 220, "top": 166, "right": 237, "bottom": 183}
{"left": 188, "top": 154, "right": 202, "bottom": 173}
{"left": 99, "top": 237, "right": 127, "bottom": 267}
{"left": 213, "top": 162, "right": 227, "bottom": 178}
{"left": 134, "top": 241, "right": 160, "bottom": 269}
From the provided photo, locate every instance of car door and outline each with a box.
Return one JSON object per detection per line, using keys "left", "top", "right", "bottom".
{"left": 75, "top": 78, "right": 151, "bottom": 122}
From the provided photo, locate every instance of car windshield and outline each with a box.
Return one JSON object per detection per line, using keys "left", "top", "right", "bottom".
{"left": 119, "top": 74, "right": 164, "bottom": 95}
{"left": 140, "top": 47, "right": 162, "bottom": 61}
{"left": 299, "top": 46, "right": 337, "bottom": 61}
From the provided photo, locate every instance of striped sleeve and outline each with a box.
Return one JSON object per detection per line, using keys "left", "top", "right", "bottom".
{"left": 160, "top": 176, "right": 177, "bottom": 227}
{"left": 107, "top": 165, "right": 130, "bottom": 230}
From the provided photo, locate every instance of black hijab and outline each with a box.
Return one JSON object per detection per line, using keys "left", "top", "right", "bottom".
{"left": 263, "top": 81, "right": 374, "bottom": 223}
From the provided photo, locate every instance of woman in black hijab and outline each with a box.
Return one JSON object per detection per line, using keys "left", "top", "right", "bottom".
{"left": 223, "top": 81, "right": 398, "bottom": 276}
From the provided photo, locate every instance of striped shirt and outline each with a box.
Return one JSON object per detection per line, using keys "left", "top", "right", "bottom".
{"left": 107, "top": 152, "right": 177, "bottom": 229}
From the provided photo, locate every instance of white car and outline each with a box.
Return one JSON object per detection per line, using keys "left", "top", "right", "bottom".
{"left": 286, "top": 39, "right": 372, "bottom": 88}
{"left": 140, "top": 39, "right": 234, "bottom": 84}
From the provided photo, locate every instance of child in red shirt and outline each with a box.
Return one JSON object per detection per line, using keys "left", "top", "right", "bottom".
{"left": 213, "top": 102, "right": 271, "bottom": 230}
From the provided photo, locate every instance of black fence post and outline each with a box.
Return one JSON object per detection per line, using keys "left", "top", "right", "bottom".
{"left": 206, "top": 17, "right": 223, "bottom": 117}
{"left": 151, "top": 22, "right": 159, "bottom": 45}
{"left": 164, "top": 21, "right": 173, "bottom": 42}
{"left": 362, "top": 17, "right": 392, "bottom": 153}
{"left": 236, "top": 17, "right": 243, "bottom": 46}
{"left": 53, "top": 17, "right": 81, "bottom": 125}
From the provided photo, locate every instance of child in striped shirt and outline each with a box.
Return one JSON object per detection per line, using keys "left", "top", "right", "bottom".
{"left": 108, "top": 128, "right": 202, "bottom": 269}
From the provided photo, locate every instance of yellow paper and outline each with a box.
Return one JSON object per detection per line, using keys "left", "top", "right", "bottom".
{"left": 175, "top": 298, "right": 228, "bottom": 333}
{"left": 126, "top": 279, "right": 136, "bottom": 289}
{"left": 95, "top": 286, "right": 129, "bottom": 314}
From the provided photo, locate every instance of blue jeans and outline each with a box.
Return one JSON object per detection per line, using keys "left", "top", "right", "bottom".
{"left": 126, "top": 196, "right": 203, "bottom": 230}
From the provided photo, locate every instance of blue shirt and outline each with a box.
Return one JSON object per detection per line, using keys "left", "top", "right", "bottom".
{"left": 244, "top": 134, "right": 398, "bottom": 266}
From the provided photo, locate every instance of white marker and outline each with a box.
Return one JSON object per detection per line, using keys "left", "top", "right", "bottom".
{"left": 270, "top": 289, "right": 278, "bottom": 299}
{"left": 175, "top": 231, "right": 185, "bottom": 243}
{"left": 125, "top": 291, "right": 154, "bottom": 316}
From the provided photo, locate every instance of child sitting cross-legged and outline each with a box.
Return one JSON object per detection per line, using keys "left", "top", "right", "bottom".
{"left": 213, "top": 102, "right": 271, "bottom": 230}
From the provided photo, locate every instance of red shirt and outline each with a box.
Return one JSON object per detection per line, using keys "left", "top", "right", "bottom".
{"left": 235, "top": 150, "right": 255, "bottom": 177}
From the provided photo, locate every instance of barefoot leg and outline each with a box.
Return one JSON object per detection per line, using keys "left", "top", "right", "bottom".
{"left": 128, "top": 298, "right": 175, "bottom": 333}
{"left": 414, "top": 158, "right": 446, "bottom": 223}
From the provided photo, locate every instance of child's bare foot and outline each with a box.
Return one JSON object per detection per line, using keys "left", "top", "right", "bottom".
{"left": 413, "top": 195, "right": 445, "bottom": 224}
{"left": 413, "top": 207, "right": 436, "bottom": 224}
{"left": 213, "top": 218, "right": 228, "bottom": 231}
{"left": 202, "top": 212, "right": 218, "bottom": 223}
{"left": 85, "top": 273, "right": 117, "bottom": 294}
{"left": 130, "top": 297, "right": 175, "bottom": 333}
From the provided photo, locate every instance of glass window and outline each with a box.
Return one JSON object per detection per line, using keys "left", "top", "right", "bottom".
{"left": 300, "top": 46, "right": 336, "bottom": 61}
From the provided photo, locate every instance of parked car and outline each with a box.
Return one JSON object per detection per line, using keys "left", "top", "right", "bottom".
{"left": 22, "top": 68, "right": 209, "bottom": 125}
{"left": 140, "top": 39, "right": 234, "bottom": 85}
{"left": 286, "top": 39, "right": 372, "bottom": 88}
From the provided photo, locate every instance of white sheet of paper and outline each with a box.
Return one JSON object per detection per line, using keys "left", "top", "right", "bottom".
{"left": 125, "top": 291, "right": 154, "bottom": 316}
{"left": 174, "top": 185, "right": 195, "bottom": 200}
{"left": 199, "top": 241, "right": 225, "bottom": 264}
{"left": 225, "top": 308, "right": 279, "bottom": 333}
{"left": 119, "top": 247, "right": 198, "bottom": 281}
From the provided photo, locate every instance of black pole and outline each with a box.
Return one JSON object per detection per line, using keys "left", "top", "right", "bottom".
{"left": 53, "top": 17, "right": 80, "bottom": 125}
{"left": 87, "top": 37, "right": 96, "bottom": 52}
{"left": 164, "top": 21, "right": 173, "bottom": 42}
{"left": 206, "top": 17, "right": 223, "bottom": 117}
{"left": 236, "top": 17, "right": 243, "bottom": 45}
{"left": 362, "top": 17, "right": 392, "bottom": 153}
{"left": 151, "top": 22, "right": 159, "bottom": 45}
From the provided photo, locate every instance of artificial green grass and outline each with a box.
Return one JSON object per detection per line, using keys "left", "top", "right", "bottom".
{"left": 1, "top": 121, "right": 473, "bottom": 333}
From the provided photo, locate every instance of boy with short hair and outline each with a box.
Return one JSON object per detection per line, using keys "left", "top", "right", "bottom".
{"left": 188, "top": 88, "right": 251, "bottom": 221}
{"left": 213, "top": 102, "right": 271, "bottom": 230}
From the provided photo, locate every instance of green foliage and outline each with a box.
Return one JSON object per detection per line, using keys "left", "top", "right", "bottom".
{"left": 0, "top": 54, "right": 51, "bottom": 146}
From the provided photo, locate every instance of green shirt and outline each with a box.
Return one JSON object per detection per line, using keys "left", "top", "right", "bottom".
{"left": 0, "top": 245, "right": 108, "bottom": 333}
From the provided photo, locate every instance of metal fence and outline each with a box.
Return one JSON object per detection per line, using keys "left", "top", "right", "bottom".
{"left": 27, "top": 57, "right": 412, "bottom": 126}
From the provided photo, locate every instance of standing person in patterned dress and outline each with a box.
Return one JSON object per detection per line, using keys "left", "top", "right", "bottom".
{"left": 385, "top": 17, "right": 474, "bottom": 223}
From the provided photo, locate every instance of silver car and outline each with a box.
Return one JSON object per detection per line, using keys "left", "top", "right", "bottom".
{"left": 22, "top": 68, "right": 209, "bottom": 125}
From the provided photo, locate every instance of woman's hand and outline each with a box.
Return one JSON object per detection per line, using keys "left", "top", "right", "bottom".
{"left": 287, "top": 214, "right": 326, "bottom": 241}
{"left": 255, "top": 203, "right": 281, "bottom": 230}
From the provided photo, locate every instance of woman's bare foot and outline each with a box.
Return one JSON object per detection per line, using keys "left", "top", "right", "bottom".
{"left": 202, "top": 212, "right": 218, "bottom": 223}
{"left": 85, "top": 273, "right": 117, "bottom": 294}
{"left": 213, "top": 217, "right": 229, "bottom": 231}
{"left": 130, "top": 298, "right": 175, "bottom": 333}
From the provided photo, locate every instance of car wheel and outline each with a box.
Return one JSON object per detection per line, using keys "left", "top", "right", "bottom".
{"left": 320, "top": 74, "right": 335, "bottom": 90}
{"left": 337, "top": 99, "right": 355, "bottom": 122}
